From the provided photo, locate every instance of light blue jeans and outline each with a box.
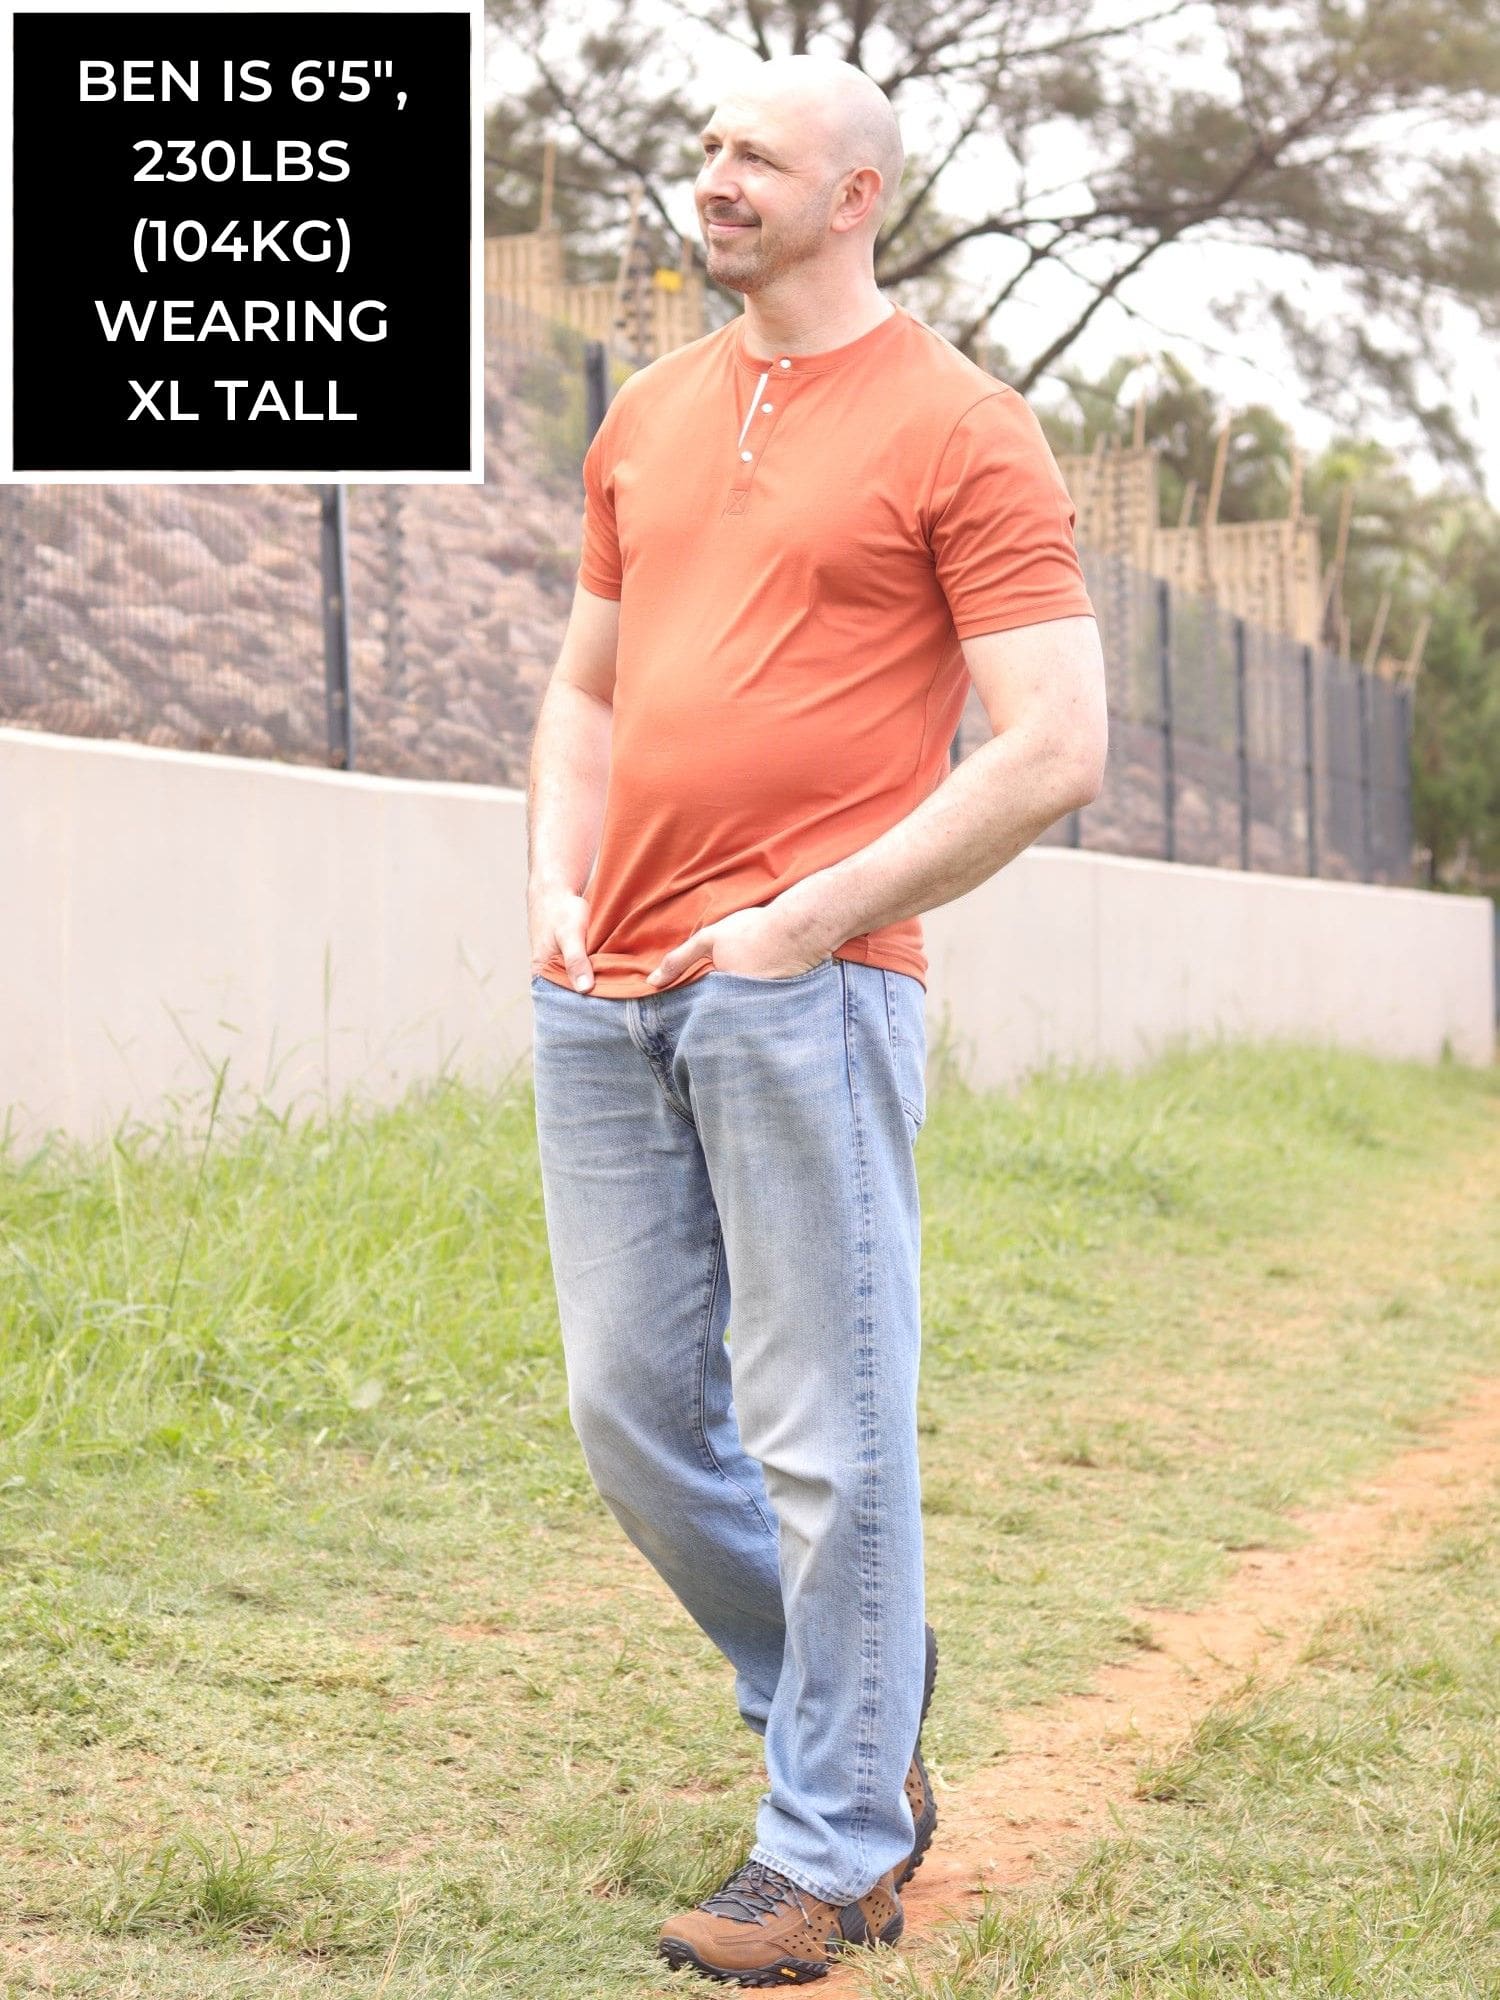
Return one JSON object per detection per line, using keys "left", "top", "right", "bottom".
{"left": 528, "top": 955, "right": 928, "bottom": 1905}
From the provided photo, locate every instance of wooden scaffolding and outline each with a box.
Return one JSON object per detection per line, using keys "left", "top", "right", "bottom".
{"left": 485, "top": 142, "right": 706, "bottom": 367}
{"left": 1054, "top": 425, "right": 1422, "bottom": 686}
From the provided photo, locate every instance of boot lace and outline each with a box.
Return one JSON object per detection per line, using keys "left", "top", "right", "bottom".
{"left": 699, "top": 1860, "right": 809, "bottom": 1923}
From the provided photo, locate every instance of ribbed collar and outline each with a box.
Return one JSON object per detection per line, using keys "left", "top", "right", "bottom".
{"left": 733, "top": 301, "right": 906, "bottom": 376}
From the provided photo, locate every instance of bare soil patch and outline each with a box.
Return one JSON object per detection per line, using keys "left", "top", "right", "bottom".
{"left": 882, "top": 1372, "right": 1500, "bottom": 1968}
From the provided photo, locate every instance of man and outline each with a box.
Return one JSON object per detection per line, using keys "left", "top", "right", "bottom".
{"left": 525, "top": 51, "right": 1108, "bottom": 1986}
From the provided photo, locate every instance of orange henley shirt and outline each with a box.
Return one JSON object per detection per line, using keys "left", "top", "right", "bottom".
{"left": 536, "top": 302, "right": 1095, "bottom": 998}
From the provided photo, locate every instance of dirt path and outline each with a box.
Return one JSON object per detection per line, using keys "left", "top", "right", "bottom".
{"left": 836, "top": 1370, "right": 1500, "bottom": 1983}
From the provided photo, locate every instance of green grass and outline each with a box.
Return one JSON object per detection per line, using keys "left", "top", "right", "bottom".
{"left": 0, "top": 1034, "right": 1496, "bottom": 1996}
{"left": 865, "top": 1496, "right": 1500, "bottom": 1998}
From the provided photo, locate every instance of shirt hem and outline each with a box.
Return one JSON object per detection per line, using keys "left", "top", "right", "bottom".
{"left": 533, "top": 940, "right": 927, "bottom": 999}
{"left": 951, "top": 597, "right": 1096, "bottom": 638}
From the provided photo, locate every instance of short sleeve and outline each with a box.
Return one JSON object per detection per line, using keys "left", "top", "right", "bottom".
{"left": 578, "top": 400, "right": 623, "bottom": 600}
{"left": 925, "top": 390, "right": 1095, "bottom": 638}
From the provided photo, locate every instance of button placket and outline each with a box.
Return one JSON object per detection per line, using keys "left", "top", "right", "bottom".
{"left": 728, "top": 358, "right": 792, "bottom": 503}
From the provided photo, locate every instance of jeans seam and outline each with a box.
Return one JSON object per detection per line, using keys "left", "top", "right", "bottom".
{"left": 881, "top": 968, "right": 923, "bottom": 1137}
{"left": 692, "top": 1218, "right": 780, "bottom": 1545}
{"left": 841, "top": 962, "right": 880, "bottom": 1878}
{"left": 623, "top": 997, "right": 699, "bottom": 1132}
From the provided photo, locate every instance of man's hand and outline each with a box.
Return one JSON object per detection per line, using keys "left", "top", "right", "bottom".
{"left": 648, "top": 899, "right": 835, "bottom": 987}
{"left": 530, "top": 887, "right": 594, "bottom": 991}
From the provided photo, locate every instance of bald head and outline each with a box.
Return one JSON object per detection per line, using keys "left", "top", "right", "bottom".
{"left": 712, "top": 55, "right": 903, "bottom": 233}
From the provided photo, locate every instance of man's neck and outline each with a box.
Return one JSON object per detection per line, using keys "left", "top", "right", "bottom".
{"left": 739, "top": 286, "right": 895, "bottom": 361}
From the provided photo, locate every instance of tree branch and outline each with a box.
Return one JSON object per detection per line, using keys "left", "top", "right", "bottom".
{"left": 531, "top": 50, "right": 685, "bottom": 247}
{"left": 1014, "top": 76, "right": 1348, "bottom": 390}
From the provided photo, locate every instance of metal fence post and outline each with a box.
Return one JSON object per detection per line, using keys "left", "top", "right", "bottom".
{"left": 319, "top": 483, "right": 354, "bottom": 771}
{"left": 1356, "top": 663, "right": 1373, "bottom": 880}
{"left": 584, "top": 340, "right": 609, "bottom": 443}
{"left": 1233, "top": 615, "right": 1250, "bottom": 872}
{"left": 1300, "top": 642, "right": 1317, "bottom": 877}
{"left": 1398, "top": 680, "right": 1416, "bottom": 884}
{"left": 1157, "top": 576, "right": 1176, "bottom": 862}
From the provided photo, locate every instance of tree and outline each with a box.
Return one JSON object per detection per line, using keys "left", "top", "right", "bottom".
{"left": 485, "top": 0, "right": 1500, "bottom": 482}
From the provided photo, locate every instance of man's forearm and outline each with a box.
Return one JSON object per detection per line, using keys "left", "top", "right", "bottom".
{"left": 777, "top": 724, "right": 1098, "bottom": 954}
{"left": 526, "top": 678, "right": 612, "bottom": 899}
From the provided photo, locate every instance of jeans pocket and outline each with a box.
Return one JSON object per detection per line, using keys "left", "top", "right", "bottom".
{"left": 712, "top": 956, "right": 835, "bottom": 985}
{"left": 881, "top": 970, "right": 927, "bottom": 1138}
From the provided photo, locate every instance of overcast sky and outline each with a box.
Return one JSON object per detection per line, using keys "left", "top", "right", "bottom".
{"left": 486, "top": 0, "right": 1500, "bottom": 506}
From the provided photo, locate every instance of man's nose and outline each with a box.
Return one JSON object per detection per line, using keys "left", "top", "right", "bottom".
{"left": 697, "top": 157, "right": 738, "bottom": 204}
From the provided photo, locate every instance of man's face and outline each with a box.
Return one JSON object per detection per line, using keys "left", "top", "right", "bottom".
{"left": 694, "top": 96, "right": 841, "bottom": 293}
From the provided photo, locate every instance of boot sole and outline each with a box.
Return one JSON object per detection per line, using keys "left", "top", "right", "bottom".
{"left": 658, "top": 1904, "right": 905, "bottom": 1986}
{"left": 896, "top": 1621, "right": 938, "bottom": 1890}
{"left": 658, "top": 1935, "right": 832, "bottom": 1984}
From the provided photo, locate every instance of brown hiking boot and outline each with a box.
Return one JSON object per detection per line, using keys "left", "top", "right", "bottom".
{"left": 657, "top": 1858, "right": 904, "bottom": 1985}
{"left": 897, "top": 1620, "right": 939, "bottom": 1889}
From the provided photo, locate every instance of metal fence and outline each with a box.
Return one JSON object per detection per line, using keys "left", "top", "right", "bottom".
{"left": 0, "top": 298, "right": 1413, "bottom": 885}
{"left": 0, "top": 300, "right": 594, "bottom": 792}
{"left": 1004, "top": 555, "right": 1414, "bottom": 884}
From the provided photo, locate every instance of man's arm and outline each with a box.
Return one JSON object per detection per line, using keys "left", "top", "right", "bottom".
{"left": 775, "top": 613, "right": 1108, "bottom": 956}
{"left": 644, "top": 616, "right": 1106, "bottom": 988}
{"left": 525, "top": 582, "right": 620, "bottom": 987}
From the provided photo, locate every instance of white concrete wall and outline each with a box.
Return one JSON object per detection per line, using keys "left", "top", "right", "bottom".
{"left": 930, "top": 845, "right": 1495, "bottom": 1092}
{"left": 1, "top": 726, "right": 1492, "bottom": 1156}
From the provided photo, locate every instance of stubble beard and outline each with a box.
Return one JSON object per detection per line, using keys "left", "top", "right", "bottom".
{"left": 703, "top": 203, "right": 827, "bottom": 297}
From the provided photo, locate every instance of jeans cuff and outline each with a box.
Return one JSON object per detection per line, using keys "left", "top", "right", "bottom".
{"left": 747, "top": 1843, "right": 862, "bottom": 1909}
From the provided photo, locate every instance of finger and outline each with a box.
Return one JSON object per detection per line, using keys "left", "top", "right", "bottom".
{"left": 649, "top": 931, "right": 706, "bottom": 985}
{"left": 560, "top": 933, "right": 594, "bottom": 991}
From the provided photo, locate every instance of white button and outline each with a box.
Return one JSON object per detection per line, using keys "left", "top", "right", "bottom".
{"left": 740, "top": 449, "right": 752, "bottom": 461}
{"left": 778, "top": 358, "right": 791, "bottom": 368}
{"left": 761, "top": 402, "right": 773, "bottom": 413}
